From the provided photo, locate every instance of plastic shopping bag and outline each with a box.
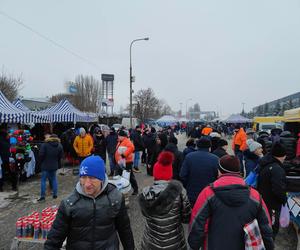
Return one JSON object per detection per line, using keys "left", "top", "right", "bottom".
{"left": 279, "top": 204, "right": 290, "bottom": 228}
{"left": 245, "top": 171, "right": 258, "bottom": 188}
{"left": 122, "top": 170, "right": 130, "bottom": 180}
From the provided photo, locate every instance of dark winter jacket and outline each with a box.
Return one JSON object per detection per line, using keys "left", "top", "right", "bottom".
{"left": 180, "top": 149, "right": 219, "bottom": 205}
{"left": 257, "top": 154, "right": 287, "bottom": 211}
{"left": 189, "top": 174, "right": 274, "bottom": 250}
{"left": 257, "top": 134, "right": 272, "bottom": 155}
{"left": 183, "top": 146, "right": 196, "bottom": 159}
{"left": 0, "top": 132, "right": 10, "bottom": 163}
{"left": 130, "top": 130, "right": 144, "bottom": 152}
{"left": 93, "top": 134, "right": 106, "bottom": 161}
{"left": 243, "top": 149, "right": 260, "bottom": 177}
{"left": 105, "top": 132, "right": 118, "bottom": 154}
{"left": 164, "top": 143, "right": 184, "bottom": 180}
{"left": 212, "top": 147, "right": 228, "bottom": 158}
{"left": 210, "top": 137, "right": 220, "bottom": 152}
{"left": 139, "top": 180, "right": 191, "bottom": 250}
{"left": 143, "top": 132, "right": 157, "bottom": 154}
{"left": 44, "top": 180, "right": 135, "bottom": 250}
{"left": 39, "top": 137, "right": 64, "bottom": 171}
{"left": 280, "top": 131, "right": 296, "bottom": 160}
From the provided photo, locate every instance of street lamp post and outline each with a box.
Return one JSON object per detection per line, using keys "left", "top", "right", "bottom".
{"left": 186, "top": 98, "right": 192, "bottom": 120}
{"left": 130, "top": 37, "right": 149, "bottom": 128}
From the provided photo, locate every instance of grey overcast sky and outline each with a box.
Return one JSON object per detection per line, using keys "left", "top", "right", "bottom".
{"left": 1, "top": 0, "right": 300, "bottom": 115}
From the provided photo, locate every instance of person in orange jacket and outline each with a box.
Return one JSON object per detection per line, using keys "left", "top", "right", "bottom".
{"left": 73, "top": 127, "right": 94, "bottom": 163}
{"left": 115, "top": 130, "right": 138, "bottom": 195}
{"left": 201, "top": 125, "right": 213, "bottom": 136}
{"left": 232, "top": 125, "right": 247, "bottom": 175}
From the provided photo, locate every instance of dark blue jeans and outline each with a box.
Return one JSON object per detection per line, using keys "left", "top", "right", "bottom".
{"left": 108, "top": 153, "right": 116, "bottom": 174}
{"left": 41, "top": 170, "right": 57, "bottom": 198}
{"left": 133, "top": 151, "right": 140, "bottom": 168}
{"left": 235, "top": 150, "right": 245, "bottom": 175}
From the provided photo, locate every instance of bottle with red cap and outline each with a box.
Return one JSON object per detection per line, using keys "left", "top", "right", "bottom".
{"left": 16, "top": 219, "right": 22, "bottom": 238}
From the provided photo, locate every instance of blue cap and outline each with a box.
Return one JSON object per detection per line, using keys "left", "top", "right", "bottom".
{"left": 79, "top": 155, "right": 106, "bottom": 181}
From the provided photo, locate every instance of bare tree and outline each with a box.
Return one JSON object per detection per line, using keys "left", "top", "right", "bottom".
{"left": 52, "top": 75, "right": 101, "bottom": 112}
{"left": 73, "top": 75, "right": 101, "bottom": 113}
{"left": 0, "top": 68, "right": 23, "bottom": 101}
{"left": 130, "top": 88, "right": 173, "bottom": 122}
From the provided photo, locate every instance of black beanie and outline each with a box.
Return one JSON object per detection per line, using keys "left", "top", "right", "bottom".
{"left": 118, "top": 130, "right": 127, "bottom": 137}
{"left": 197, "top": 137, "right": 212, "bottom": 148}
{"left": 218, "top": 139, "right": 228, "bottom": 147}
{"left": 271, "top": 143, "right": 286, "bottom": 157}
{"left": 219, "top": 155, "right": 240, "bottom": 173}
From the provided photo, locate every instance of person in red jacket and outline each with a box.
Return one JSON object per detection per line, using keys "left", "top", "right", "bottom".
{"left": 188, "top": 155, "right": 274, "bottom": 250}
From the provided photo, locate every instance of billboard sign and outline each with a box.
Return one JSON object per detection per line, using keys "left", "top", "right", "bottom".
{"left": 101, "top": 74, "right": 114, "bottom": 81}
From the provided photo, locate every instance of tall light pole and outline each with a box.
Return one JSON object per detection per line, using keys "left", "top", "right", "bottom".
{"left": 179, "top": 102, "right": 183, "bottom": 117}
{"left": 130, "top": 37, "right": 149, "bottom": 128}
{"left": 186, "top": 98, "right": 192, "bottom": 120}
{"left": 242, "top": 102, "right": 245, "bottom": 115}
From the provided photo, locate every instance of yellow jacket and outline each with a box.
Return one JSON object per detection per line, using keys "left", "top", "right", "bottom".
{"left": 73, "top": 134, "right": 94, "bottom": 157}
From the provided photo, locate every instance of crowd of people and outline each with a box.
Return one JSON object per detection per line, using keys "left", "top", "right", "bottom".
{"left": 2, "top": 121, "right": 300, "bottom": 249}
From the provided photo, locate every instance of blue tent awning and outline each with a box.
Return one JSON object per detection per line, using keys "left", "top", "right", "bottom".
{"left": 0, "top": 92, "right": 26, "bottom": 123}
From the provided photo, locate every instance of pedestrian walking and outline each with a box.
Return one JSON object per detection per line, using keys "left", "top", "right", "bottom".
{"left": 106, "top": 127, "right": 118, "bottom": 176}
{"left": 183, "top": 138, "right": 196, "bottom": 159}
{"left": 188, "top": 155, "right": 274, "bottom": 250}
{"left": 180, "top": 137, "right": 219, "bottom": 207}
{"left": 232, "top": 125, "right": 247, "bottom": 174}
{"left": 37, "top": 134, "right": 63, "bottom": 201}
{"left": 115, "top": 130, "right": 139, "bottom": 195}
{"left": 0, "top": 130, "right": 16, "bottom": 191}
{"left": 139, "top": 151, "right": 191, "bottom": 250}
{"left": 44, "top": 155, "right": 135, "bottom": 249}
{"left": 243, "top": 139, "right": 263, "bottom": 177}
{"left": 93, "top": 128, "right": 106, "bottom": 163}
{"left": 130, "top": 126, "right": 144, "bottom": 173}
{"left": 73, "top": 127, "right": 93, "bottom": 163}
{"left": 165, "top": 136, "right": 184, "bottom": 180}
{"left": 257, "top": 143, "right": 287, "bottom": 238}
{"left": 212, "top": 138, "right": 228, "bottom": 158}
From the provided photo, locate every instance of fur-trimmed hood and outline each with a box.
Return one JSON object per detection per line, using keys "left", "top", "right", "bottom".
{"left": 139, "top": 180, "right": 183, "bottom": 216}
{"left": 45, "top": 136, "right": 61, "bottom": 147}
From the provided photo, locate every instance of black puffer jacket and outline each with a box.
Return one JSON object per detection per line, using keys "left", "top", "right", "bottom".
{"left": 280, "top": 131, "right": 296, "bottom": 160}
{"left": 257, "top": 154, "right": 287, "bottom": 211}
{"left": 44, "top": 181, "right": 135, "bottom": 250}
{"left": 257, "top": 133, "right": 272, "bottom": 155}
{"left": 139, "top": 180, "right": 191, "bottom": 250}
{"left": 39, "top": 137, "right": 64, "bottom": 171}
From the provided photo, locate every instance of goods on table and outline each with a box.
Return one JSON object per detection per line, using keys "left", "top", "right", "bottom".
{"left": 15, "top": 206, "right": 57, "bottom": 240}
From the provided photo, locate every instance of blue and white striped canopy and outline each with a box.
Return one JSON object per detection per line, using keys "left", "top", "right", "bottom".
{"left": 12, "top": 98, "right": 51, "bottom": 123}
{"left": 0, "top": 92, "right": 26, "bottom": 123}
{"left": 40, "top": 99, "right": 97, "bottom": 123}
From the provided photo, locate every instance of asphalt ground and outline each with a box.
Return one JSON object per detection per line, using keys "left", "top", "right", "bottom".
{"left": 0, "top": 133, "right": 297, "bottom": 249}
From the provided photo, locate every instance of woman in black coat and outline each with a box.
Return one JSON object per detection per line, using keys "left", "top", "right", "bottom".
{"left": 93, "top": 128, "right": 107, "bottom": 163}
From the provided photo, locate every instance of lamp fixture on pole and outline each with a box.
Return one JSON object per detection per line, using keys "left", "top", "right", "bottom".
{"left": 129, "top": 37, "right": 149, "bottom": 128}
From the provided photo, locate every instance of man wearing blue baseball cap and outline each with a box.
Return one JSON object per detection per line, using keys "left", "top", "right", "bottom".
{"left": 45, "top": 155, "right": 135, "bottom": 250}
